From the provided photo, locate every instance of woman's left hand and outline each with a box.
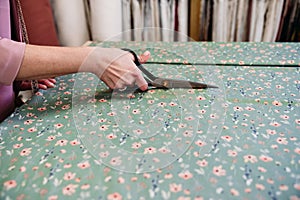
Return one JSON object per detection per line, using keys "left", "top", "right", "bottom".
{"left": 19, "top": 78, "right": 56, "bottom": 90}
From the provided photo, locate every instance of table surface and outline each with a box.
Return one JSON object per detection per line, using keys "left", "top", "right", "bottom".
{"left": 0, "top": 42, "right": 299, "bottom": 200}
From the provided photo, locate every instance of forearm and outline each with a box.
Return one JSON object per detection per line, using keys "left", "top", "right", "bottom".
{"left": 16, "top": 44, "right": 93, "bottom": 80}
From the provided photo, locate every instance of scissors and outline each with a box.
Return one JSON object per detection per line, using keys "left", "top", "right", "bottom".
{"left": 123, "top": 48, "right": 218, "bottom": 90}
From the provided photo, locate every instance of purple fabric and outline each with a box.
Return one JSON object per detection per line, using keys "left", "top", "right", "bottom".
{"left": 0, "top": 0, "right": 10, "bottom": 38}
{"left": 0, "top": 0, "right": 25, "bottom": 122}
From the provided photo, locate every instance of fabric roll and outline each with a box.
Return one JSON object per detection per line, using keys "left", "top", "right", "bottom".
{"left": 90, "top": 0, "right": 122, "bottom": 41}
{"left": 51, "top": 0, "right": 89, "bottom": 46}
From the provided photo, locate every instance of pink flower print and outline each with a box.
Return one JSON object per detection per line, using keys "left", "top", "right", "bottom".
{"left": 195, "top": 140, "right": 207, "bottom": 147}
{"left": 19, "top": 166, "right": 26, "bottom": 172}
{"left": 178, "top": 197, "right": 190, "bottom": 200}
{"left": 227, "top": 150, "right": 238, "bottom": 157}
{"left": 272, "top": 100, "right": 282, "bottom": 106}
{"left": 132, "top": 109, "right": 141, "bottom": 114}
{"left": 131, "top": 177, "right": 138, "bottom": 182}
{"left": 212, "top": 165, "right": 226, "bottom": 176}
{"left": 147, "top": 99, "right": 155, "bottom": 104}
{"left": 197, "top": 96, "right": 206, "bottom": 101}
{"left": 118, "top": 177, "right": 125, "bottom": 184}
{"left": 259, "top": 155, "right": 273, "bottom": 162}
{"left": 24, "top": 119, "right": 33, "bottom": 125}
{"left": 185, "top": 116, "right": 195, "bottom": 121}
{"left": 81, "top": 184, "right": 90, "bottom": 190}
{"left": 55, "top": 101, "right": 62, "bottom": 106}
{"left": 178, "top": 171, "right": 193, "bottom": 180}
{"left": 37, "top": 107, "right": 47, "bottom": 111}
{"left": 210, "top": 113, "right": 218, "bottom": 119}
{"left": 61, "top": 104, "right": 70, "bottom": 110}
{"left": 197, "top": 159, "right": 208, "bottom": 167}
{"left": 178, "top": 123, "right": 187, "bottom": 128}
{"left": 164, "top": 173, "right": 173, "bottom": 179}
{"left": 64, "top": 172, "right": 76, "bottom": 180}
{"left": 132, "top": 142, "right": 142, "bottom": 149}
{"left": 280, "top": 115, "right": 289, "bottom": 120}
{"left": 110, "top": 157, "right": 122, "bottom": 166}
{"left": 64, "top": 163, "right": 72, "bottom": 169}
{"left": 62, "top": 184, "right": 78, "bottom": 196}
{"left": 98, "top": 118, "right": 107, "bottom": 123}
{"left": 258, "top": 167, "right": 267, "bottom": 173}
{"left": 295, "top": 119, "right": 300, "bottom": 124}
{"left": 243, "top": 155, "right": 258, "bottom": 163}
{"left": 77, "top": 161, "right": 90, "bottom": 169}
{"left": 99, "top": 98, "right": 107, "bottom": 103}
{"left": 294, "top": 183, "right": 300, "bottom": 190}
{"left": 70, "top": 139, "right": 80, "bottom": 146}
{"left": 169, "top": 183, "right": 182, "bottom": 193}
{"left": 266, "top": 129, "right": 277, "bottom": 135}
{"left": 255, "top": 183, "right": 265, "bottom": 190}
{"left": 26, "top": 112, "right": 35, "bottom": 117}
{"left": 144, "top": 147, "right": 157, "bottom": 154}
{"left": 99, "top": 151, "right": 110, "bottom": 158}
{"left": 245, "top": 106, "right": 255, "bottom": 111}
{"left": 99, "top": 125, "right": 109, "bottom": 131}
{"left": 54, "top": 123, "right": 63, "bottom": 129}
{"left": 133, "top": 129, "right": 143, "bottom": 135}
{"left": 48, "top": 195, "right": 58, "bottom": 200}
{"left": 182, "top": 130, "right": 193, "bottom": 137}
{"left": 56, "top": 139, "right": 68, "bottom": 146}
{"left": 233, "top": 106, "right": 243, "bottom": 111}
{"left": 158, "top": 102, "right": 167, "bottom": 107}
{"left": 294, "top": 148, "right": 300, "bottom": 155}
{"left": 221, "top": 135, "right": 233, "bottom": 142}
{"left": 275, "top": 85, "right": 284, "bottom": 89}
{"left": 230, "top": 188, "right": 239, "bottom": 196}
{"left": 270, "top": 121, "right": 281, "bottom": 127}
{"left": 276, "top": 137, "right": 288, "bottom": 145}
{"left": 20, "top": 148, "right": 32, "bottom": 156}
{"left": 107, "top": 192, "right": 122, "bottom": 200}
{"left": 106, "top": 133, "right": 116, "bottom": 139}
{"left": 45, "top": 162, "right": 52, "bottom": 168}
{"left": 169, "top": 102, "right": 178, "bottom": 106}
{"left": 3, "top": 180, "right": 17, "bottom": 190}
{"left": 46, "top": 135, "right": 56, "bottom": 141}
{"left": 27, "top": 127, "right": 37, "bottom": 132}
{"left": 143, "top": 173, "right": 151, "bottom": 179}
{"left": 107, "top": 112, "right": 116, "bottom": 116}
{"left": 279, "top": 184, "right": 289, "bottom": 191}
{"left": 13, "top": 143, "right": 23, "bottom": 149}
{"left": 198, "top": 109, "right": 206, "bottom": 114}
{"left": 239, "top": 61, "right": 244, "bottom": 65}
{"left": 159, "top": 147, "right": 170, "bottom": 154}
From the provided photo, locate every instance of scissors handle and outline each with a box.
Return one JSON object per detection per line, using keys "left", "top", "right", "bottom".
{"left": 122, "top": 48, "right": 157, "bottom": 81}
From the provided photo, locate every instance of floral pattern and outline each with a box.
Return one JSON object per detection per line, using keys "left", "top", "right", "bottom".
{"left": 0, "top": 42, "right": 299, "bottom": 199}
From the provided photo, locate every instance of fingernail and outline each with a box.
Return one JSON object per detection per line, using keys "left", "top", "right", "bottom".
{"left": 143, "top": 51, "right": 150, "bottom": 56}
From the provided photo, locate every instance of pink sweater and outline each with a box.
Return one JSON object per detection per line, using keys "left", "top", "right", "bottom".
{"left": 0, "top": 0, "right": 26, "bottom": 122}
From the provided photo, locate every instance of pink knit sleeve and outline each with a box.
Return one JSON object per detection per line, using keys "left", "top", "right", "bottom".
{"left": 0, "top": 37, "right": 25, "bottom": 85}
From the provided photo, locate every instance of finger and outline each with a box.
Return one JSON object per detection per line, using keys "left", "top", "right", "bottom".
{"left": 134, "top": 71, "right": 148, "bottom": 91}
{"left": 48, "top": 78, "right": 56, "bottom": 84}
{"left": 38, "top": 83, "right": 48, "bottom": 90}
{"left": 38, "top": 79, "right": 55, "bottom": 88}
{"left": 138, "top": 51, "right": 151, "bottom": 63}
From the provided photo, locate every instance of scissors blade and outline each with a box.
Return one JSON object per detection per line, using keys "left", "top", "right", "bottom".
{"left": 150, "top": 78, "right": 218, "bottom": 89}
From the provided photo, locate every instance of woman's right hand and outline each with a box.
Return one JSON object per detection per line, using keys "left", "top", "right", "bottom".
{"left": 81, "top": 48, "right": 151, "bottom": 91}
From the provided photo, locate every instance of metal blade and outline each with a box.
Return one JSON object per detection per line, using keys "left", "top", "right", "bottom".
{"left": 151, "top": 78, "right": 218, "bottom": 89}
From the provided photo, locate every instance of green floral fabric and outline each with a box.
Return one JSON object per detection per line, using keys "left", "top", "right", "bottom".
{"left": 0, "top": 42, "right": 299, "bottom": 200}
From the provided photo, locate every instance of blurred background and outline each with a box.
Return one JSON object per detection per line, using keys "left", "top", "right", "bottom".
{"left": 20, "top": 0, "right": 300, "bottom": 46}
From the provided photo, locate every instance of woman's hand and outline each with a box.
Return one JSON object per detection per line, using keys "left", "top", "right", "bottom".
{"left": 18, "top": 78, "right": 56, "bottom": 91}
{"left": 81, "top": 48, "right": 151, "bottom": 91}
